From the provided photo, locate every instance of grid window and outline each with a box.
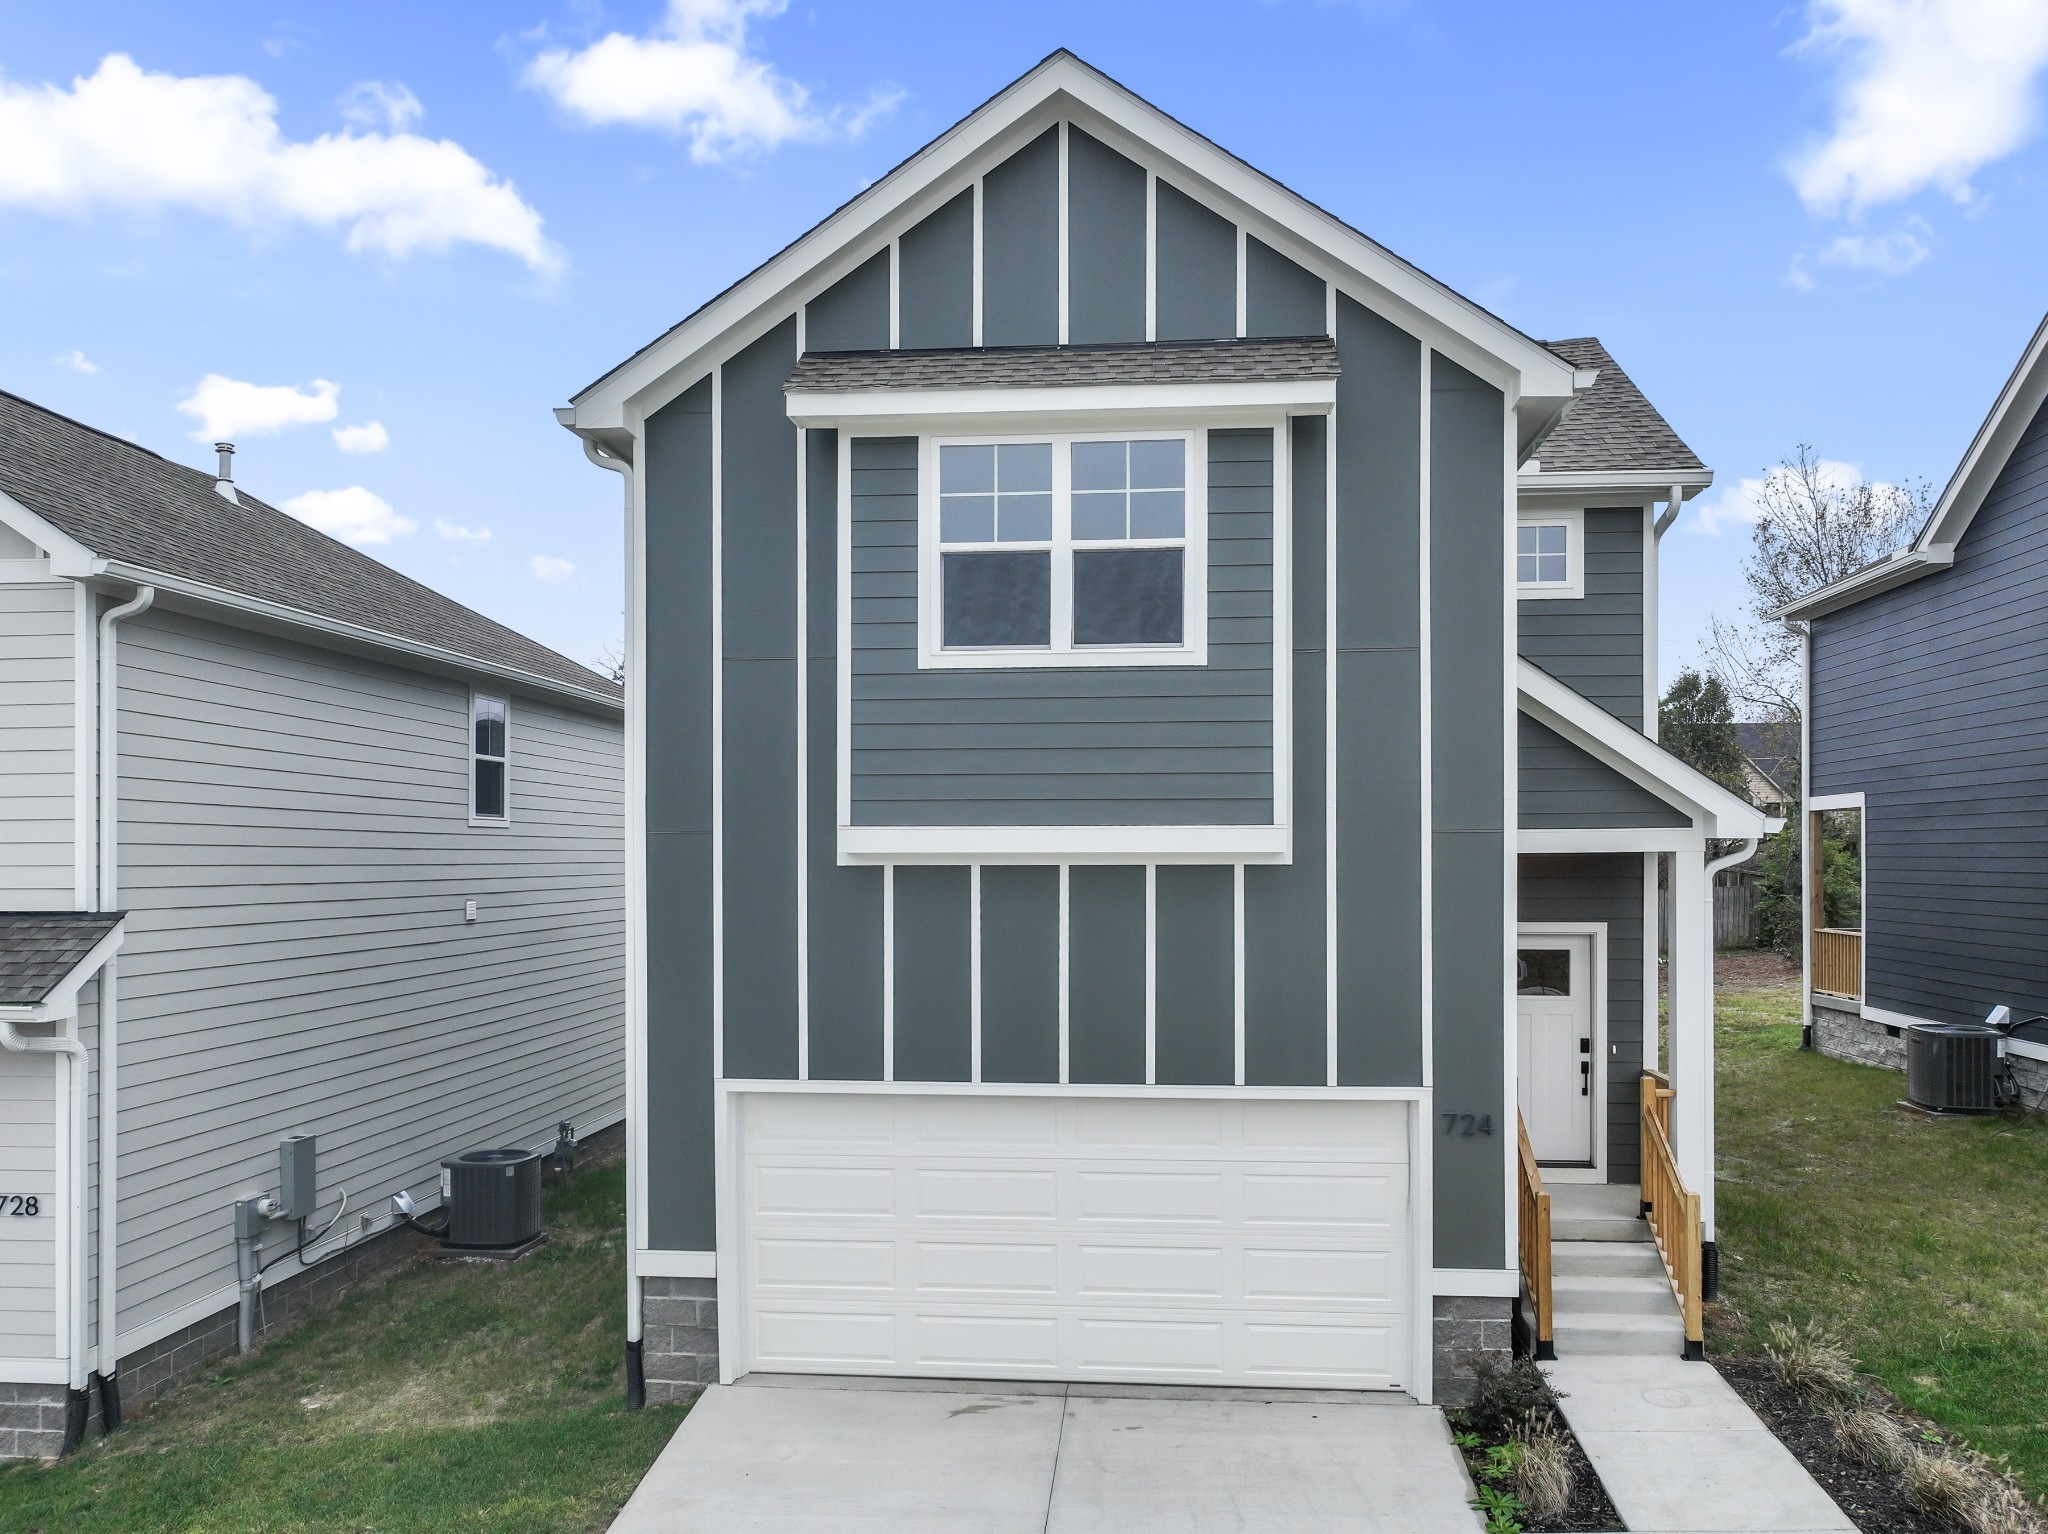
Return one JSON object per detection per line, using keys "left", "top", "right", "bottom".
{"left": 1518, "top": 522, "right": 1570, "bottom": 586}
{"left": 471, "top": 693, "right": 508, "bottom": 821}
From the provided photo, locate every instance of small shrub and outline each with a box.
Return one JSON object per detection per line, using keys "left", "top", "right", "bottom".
{"left": 1824, "top": 1402, "right": 1910, "bottom": 1472}
{"left": 1763, "top": 1320, "right": 1860, "bottom": 1405}
{"left": 1461, "top": 1353, "right": 1555, "bottom": 1438}
{"left": 1509, "top": 1408, "right": 1575, "bottom": 1524}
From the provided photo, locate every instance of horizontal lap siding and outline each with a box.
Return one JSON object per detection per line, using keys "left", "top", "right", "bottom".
{"left": 848, "top": 432, "right": 1275, "bottom": 826}
{"left": 0, "top": 1053, "right": 57, "bottom": 1360}
{"left": 1518, "top": 715, "right": 1690, "bottom": 829}
{"left": 1517, "top": 855, "right": 1645, "bottom": 1180}
{"left": 1518, "top": 508, "right": 1645, "bottom": 729}
{"left": 109, "top": 610, "right": 623, "bottom": 1344}
{"left": 0, "top": 581, "right": 76, "bottom": 907}
{"left": 1810, "top": 398, "right": 2048, "bottom": 1024}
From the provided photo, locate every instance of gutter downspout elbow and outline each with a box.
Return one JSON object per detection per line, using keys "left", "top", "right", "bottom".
{"left": 0, "top": 1017, "right": 91, "bottom": 1445}
{"left": 1654, "top": 483, "right": 1684, "bottom": 540}
{"left": 1707, "top": 837, "right": 1761, "bottom": 880}
{"left": 94, "top": 582, "right": 152, "bottom": 1433}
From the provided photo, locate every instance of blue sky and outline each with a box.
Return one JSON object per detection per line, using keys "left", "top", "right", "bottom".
{"left": 4, "top": 0, "right": 2046, "bottom": 682}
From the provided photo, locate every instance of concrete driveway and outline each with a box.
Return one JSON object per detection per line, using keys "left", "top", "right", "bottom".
{"left": 606, "top": 1376, "right": 1481, "bottom": 1533}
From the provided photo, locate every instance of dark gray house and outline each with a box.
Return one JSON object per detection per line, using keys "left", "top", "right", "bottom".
{"left": 1786, "top": 313, "right": 2048, "bottom": 1082}
{"left": 0, "top": 392, "right": 625, "bottom": 1456}
{"left": 557, "top": 52, "right": 1766, "bottom": 1406}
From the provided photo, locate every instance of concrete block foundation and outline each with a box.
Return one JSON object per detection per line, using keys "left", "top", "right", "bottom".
{"left": 1433, "top": 1294, "right": 1513, "bottom": 1407}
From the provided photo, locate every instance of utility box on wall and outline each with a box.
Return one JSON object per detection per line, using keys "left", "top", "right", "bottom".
{"left": 278, "top": 1135, "right": 316, "bottom": 1220}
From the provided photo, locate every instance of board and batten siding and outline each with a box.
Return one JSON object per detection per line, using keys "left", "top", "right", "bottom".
{"left": 1517, "top": 508, "right": 1646, "bottom": 730}
{"left": 847, "top": 429, "right": 1275, "bottom": 827}
{"left": 0, "top": 581, "right": 77, "bottom": 909}
{"left": 105, "top": 608, "right": 623, "bottom": 1346}
{"left": 640, "top": 114, "right": 1513, "bottom": 1269}
{"left": 1518, "top": 855, "right": 1647, "bottom": 1181}
{"left": 1809, "top": 393, "right": 2048, "bottom": 1026}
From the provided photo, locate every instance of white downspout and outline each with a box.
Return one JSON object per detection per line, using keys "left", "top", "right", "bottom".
{"left": 1653, "top": 483, "right": 1683, "bottom": 539}
{"left": 94, "top": 583, "right": 153, "bottom": 1421}
{"left": 0, "top": 1015, "right": 90, "bottom": 1412}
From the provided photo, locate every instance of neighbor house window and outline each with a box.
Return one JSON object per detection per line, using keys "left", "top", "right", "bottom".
{"left": 1517, "top": 510, "right": 1584, "bottom": 600}
{"left": 471, "top": 693, "right": 508, "bottom": 822}
{"left": 925, "top": 432, "right": 1204, "bottom": 667}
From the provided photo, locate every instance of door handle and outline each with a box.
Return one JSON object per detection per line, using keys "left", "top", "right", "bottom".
{"left": 1580, "top": 1060, "right": 1591, "bottom": 1097}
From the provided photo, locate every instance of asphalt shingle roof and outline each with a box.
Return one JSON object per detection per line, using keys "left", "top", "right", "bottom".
{"left": 787, "top": 336, "right": 1341, "bottom": 393}
{"left": 0, "top": 913, "right": 122, "bottom": 1008}
{"left": 0, "top": 390, "right": 617, "bottom": 701}
{"left": 1536, "top": 338, "right": 1704, "bottom": 476}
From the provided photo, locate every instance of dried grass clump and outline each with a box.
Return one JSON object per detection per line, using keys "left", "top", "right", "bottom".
{"left": 1898, "top": 1444, "right": 2048, "bottom": 1534}
{"left": 1508, "top": 1408, "right": 1575, "bottom": 1524}
{"left": 1764, "top": 1319, "right": 1860, "bottom": 1406}
{"left": 1823, "top": 1402, "right": 1911, "bottom": 1473}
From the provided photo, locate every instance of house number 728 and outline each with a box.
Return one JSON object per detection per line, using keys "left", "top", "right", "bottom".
{"left": 1441, "top": 1114, "right": 1494, "bottom": 1137}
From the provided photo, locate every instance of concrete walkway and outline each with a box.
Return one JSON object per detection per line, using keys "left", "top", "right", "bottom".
{"left": 606, "top": 1375, "right": 1484, "bottom": 1532}
{"left": 1547, "top": 1355, "right": 1856, "bottom": 1534}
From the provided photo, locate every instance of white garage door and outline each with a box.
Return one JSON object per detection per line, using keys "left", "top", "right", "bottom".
{"left": 734, "top": 1092, "right": 1412, "bottom": 1390}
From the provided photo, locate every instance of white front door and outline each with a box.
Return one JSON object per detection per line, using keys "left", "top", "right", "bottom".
{"left": 1517, "top": 936, "right": 1594, "bottom": 1164}
{"left": 731, "top": 1092, "right": 1413, "bottom": 1390}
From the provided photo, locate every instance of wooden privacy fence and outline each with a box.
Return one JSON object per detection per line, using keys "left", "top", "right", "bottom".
{"left": 1639, "top": 1070, "right": 1705, "bottom": 1359}
{"left": 1658, "top": 866, "right": 1763, "bottom": 955}
{"left": 1811, "top": 928, "right": 1862, "bottom": 999}
{"left": 1517, "top": 1114, "right": 1554, "bottom": 1360}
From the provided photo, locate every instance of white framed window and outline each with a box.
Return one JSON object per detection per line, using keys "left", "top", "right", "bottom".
{"left": 1517, "top": 508, "right": 1584, "bottom": 600}
{"left": 470, "top": 691, "right": 509, "bottom": 824}
{"left": 917, "top": 429, "right": 1208, "bottom": 669}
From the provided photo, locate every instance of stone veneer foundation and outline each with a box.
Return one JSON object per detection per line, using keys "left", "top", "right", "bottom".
{"left": 1811, "top": 995, "right": 2048, "bottom": 1100}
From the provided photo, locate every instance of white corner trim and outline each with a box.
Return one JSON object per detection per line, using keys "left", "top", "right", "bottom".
{"left": 635, "top": 1249, "right": 717, "bottom": 1280}
{"left": 787, "top": 378, "right": 1335, "bottom": 428}
{"left": 1431, "top": 1267, "right": 1521, "bottom": 1298}
{"left": 841, "top": 824, "right": 1291, "bottom": 864}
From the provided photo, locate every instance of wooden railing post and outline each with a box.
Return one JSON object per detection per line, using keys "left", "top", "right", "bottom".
{"left": 1517, "top": 1114, "right": 1554, "bottom": 1360}
{"left": 1639, "top": 1069, "right": 1705, "bottom": 1359}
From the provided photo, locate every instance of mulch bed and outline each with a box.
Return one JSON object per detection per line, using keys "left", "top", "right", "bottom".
{"left": 1715, "top": 1357, "right": 1951, "bottom": 1533}
{"left": 1452, "top": 1388, "right": 1625, "bottom": 1532}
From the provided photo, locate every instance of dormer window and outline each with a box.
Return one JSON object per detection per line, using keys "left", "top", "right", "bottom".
{"left": 922, "top": 429, "right": 1207, "bottom": 669}
{"left": 1517, "top": 509, "right": 1584, "bottom": 600}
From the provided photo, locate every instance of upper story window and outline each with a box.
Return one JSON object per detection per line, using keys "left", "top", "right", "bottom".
{"left": 1517, "top": 509, "right": 1584, "bottom": 600}
{"left": 471, "top": 692, "right": 509, "bottom": 823}
{"left": 923, "top": 431, "right": 1206, "bottom": 669}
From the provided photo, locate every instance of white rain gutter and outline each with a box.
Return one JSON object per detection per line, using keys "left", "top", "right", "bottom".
{"left": 94, "top": 583, "right": 153, "bottom": 1418}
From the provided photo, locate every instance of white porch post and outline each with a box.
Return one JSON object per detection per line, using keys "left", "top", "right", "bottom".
{"left": 1667, "top": 845, "right": 1714, "bottom": 1240}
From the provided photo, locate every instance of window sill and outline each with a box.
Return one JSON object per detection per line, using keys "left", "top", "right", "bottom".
{"left": 918, "top": 642, "right": 1207, "bottom": 670}
{"left": 839, "top": 823, "right": 1290, "bottom": 864}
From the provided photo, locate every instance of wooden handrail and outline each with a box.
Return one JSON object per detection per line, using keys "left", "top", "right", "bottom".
{"left": 1639, "top": 1070, "right": 1705, "bottom": 1358}
{"left": 1517, "top": 1113, "right": 1555, "bottom": 1360}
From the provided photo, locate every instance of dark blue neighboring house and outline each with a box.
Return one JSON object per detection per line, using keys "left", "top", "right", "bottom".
{"left": 1786, "top": 312, "right": 2048, "bottom": 1087}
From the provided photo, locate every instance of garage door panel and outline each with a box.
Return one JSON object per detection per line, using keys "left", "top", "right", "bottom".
{"left": 748, "top": 1091, "right": 897, "bottom": 1148}
{"left": 1240, "top": 1098, "right": 1407, "bottom": 1158}
{"left": 737, "top": 1095, "right": 1413, "bottom": 1391}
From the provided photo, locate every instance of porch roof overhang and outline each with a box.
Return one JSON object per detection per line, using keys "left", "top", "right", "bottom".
{"left": 1517, "top": 661, "right": 1776, "bottom": 852}
{"left": 0, "top": 913, "right": 126, "bottom": 1023}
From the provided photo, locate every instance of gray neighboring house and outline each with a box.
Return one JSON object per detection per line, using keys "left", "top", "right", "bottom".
{"left": 0, "top": 390, "right": 625, "bottom": 1457}
{"left": 1785, "top": 312, "right": 2048, "bottom": 1078}
{"left": 557, "top": 51, "right": 1767, "bottom": 1408}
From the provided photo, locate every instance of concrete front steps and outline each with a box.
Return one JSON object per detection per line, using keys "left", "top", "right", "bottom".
{"left": 1547, "top": 1183, "right": 1687, "bottom": 1358}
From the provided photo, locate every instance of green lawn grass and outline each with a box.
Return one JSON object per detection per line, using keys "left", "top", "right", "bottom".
{"left": 0, "top": 1158, "right": 683, "bottom": 1534}
{"left": 1714, "top": 973, "right": 2048, "bottom": 1499}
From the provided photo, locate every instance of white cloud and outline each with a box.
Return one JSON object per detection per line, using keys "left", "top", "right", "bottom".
{"left": 524, "top": 0, "right": 902, "bottom": 163}
{"left": 338, "top": 80, "right": 422, "bottom": 132}
{"left": 177, "top": 374, "right": 337, "bottom": 441}
{"left": 529, "top": 554, "right": 576, "bottom": 581}
{"left": 53, "top": 349, "right": 97, "bottom": 374}
{"left": 1818, "top": 222, "right": 1932, "bottom": 274}
{"left": 0, "top": 54, "right": 558, "bottom": 272}
{"left": 1790, "top": 0, "right": 2048, "bottom": 215}
{"left": 435, "top": 518, "right": 491, "bottom": 544}
{"left": 282, "top": 486, "right": 416, "bottom": 546}
{"left": 1684, "top": 457, "right": 1867, "bottom": 536}
{"left": 332, "top": 420, "right": 389, "bottom": 453}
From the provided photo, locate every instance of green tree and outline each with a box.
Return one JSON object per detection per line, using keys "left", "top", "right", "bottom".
{"left": 1659, "top": 669, "right": 1748, "bottom": 796}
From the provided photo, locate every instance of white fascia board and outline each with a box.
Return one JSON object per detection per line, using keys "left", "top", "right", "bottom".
{"left": 1919, "top": 310, "right": 2048, "bottom": 551}
{"left": 565, "top": 54, "right": 1578, "bottom": 434}
{"left": 1518, "top": 660, "right": 1768, "bottom": 839}
{"left": 0, "top": 488, "right": 103, "bottom": 579}
{"left": 1519, "top": 827, "right": 1705, "bottom": 854}
{"left": 787, "top": 378, "right": 1334, "bottom": 430}
{"left": 1516, "top": 468, "right": 1714, "bottom": 504}
{"left": 95, "top": 563, "right": 622, "bottom": 716}
{"left": 842, "top": 823, "right": 1291, "bottom": 864}
{"left": 1775, "top": 546, "right": 1956, "bottom": 620}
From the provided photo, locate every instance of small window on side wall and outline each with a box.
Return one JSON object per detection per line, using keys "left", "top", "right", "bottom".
{"left": 471, "top": 692, "right": 508, "bottom": 823}
{"left": 1517, "top": 510, "right": 1584, "bottom": 600}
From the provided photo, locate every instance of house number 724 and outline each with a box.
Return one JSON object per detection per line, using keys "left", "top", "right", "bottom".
{"left": 1441, "top": 1114, "right": 1494, "bottom": 1137}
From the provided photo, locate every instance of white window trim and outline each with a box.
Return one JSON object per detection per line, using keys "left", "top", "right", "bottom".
{"left": 469, "top": 688, "right": 511, "bottom": 826}
{"left": 917, "top": 427, "right": 1210, "bottom": 671}
{"left": 1516, "top": 507, "right": 1584, "bottom": 601}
